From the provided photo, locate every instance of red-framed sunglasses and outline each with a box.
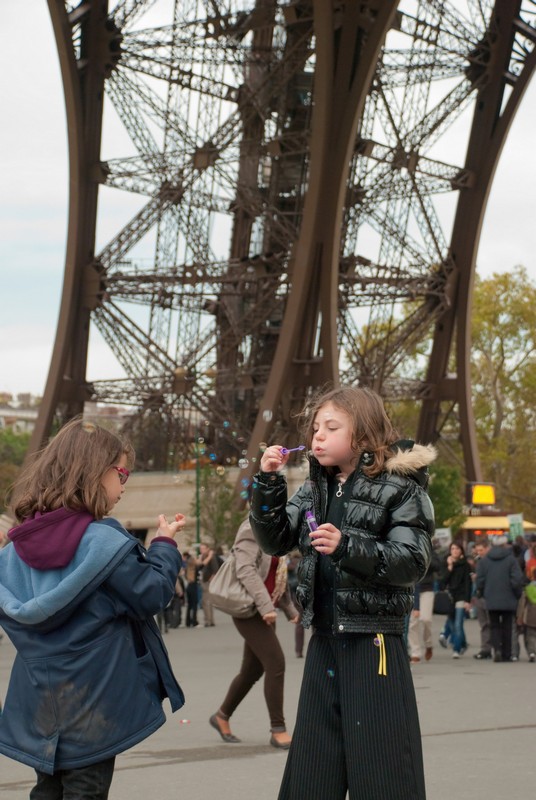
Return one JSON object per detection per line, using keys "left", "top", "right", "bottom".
{"left": 113, "top": 466, "right": 130, "bottom": 485}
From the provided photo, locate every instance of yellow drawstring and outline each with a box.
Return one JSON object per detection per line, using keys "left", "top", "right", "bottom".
{"left": 374, "top": 633, "right": 387, "bottom": 676}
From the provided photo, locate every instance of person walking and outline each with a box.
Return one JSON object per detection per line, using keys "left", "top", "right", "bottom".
{"left": 517, "top": 566, "right": 536, "bottom": 662}
{"left": 471, "top": 538, "right": 493, "bottom": 660}
{"left": 209, "top": 519, "right": 299, "bottom": 748}
{"left": 250, "top": 385, "right": 435, "bottom": 800}
{"left": 198, "top": 542, "right": 220, "bottom": 626}
{"left": 184, "top": 551, "right": 200, "bottom": 627}
{"left": 476, "top": 534, "right": 524, "bottom": 662}
{"left": 0, "top": 417, "right": 185, "bottom": 799}
{"left": 408, "top": 551, "right": 441, "bottom": 663}
{"left": 438, "top": 541, "right": 472, "bottom": 658}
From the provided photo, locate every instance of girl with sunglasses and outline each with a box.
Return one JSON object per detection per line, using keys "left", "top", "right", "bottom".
{"left": 0, "top": 417, "right": 186, "bottom": 799}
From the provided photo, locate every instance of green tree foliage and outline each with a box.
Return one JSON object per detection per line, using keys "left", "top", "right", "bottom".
{"left": 0, "top": 428, "right": 30, "bottom": 512}
{"left": 471, "top": 266, "right": 536, "bottom": 516}
{"left": 427, "top": 463, "right": 465, "bottom": 531}
{"left": 191, "top": 464, "right": 246, "bottom": 549}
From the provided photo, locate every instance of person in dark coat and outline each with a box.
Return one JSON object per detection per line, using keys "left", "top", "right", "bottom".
{"left": 250, "top": 386, "right": 435, "bottom": 800}
{"left": 476, "top": 534, "right": 524, "bottom": 662}
{"left": 438, "top": 541, "right": 472, "bottom": 658}
{"left": 471, "top": 537, "right": 492, "bottom": 659}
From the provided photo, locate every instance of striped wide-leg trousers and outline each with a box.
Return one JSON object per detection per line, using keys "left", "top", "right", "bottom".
{"left": 279, "top": 633, "right": 426, "bottom": 800}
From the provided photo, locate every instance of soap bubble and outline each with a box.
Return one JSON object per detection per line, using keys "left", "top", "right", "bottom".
{"left": 209, "top": 452, "right": 217, "bottom": 461}
{"left": 223, "top": 421, "right": 230, "bottom": 428}
{"left": 216, "top": 466, "right": 226, "bottom": 476}
{"left": 262, "top": 409, "right": 273, "bottom": 421}
{"left": 241, "top": 478, "right": 250, "bottom": 487}
{"left": 327, "top": 669, "right": 335, "bottom": 678}
{"left": 258, "top": 442, "right": 267, "bottom": 452}
{"left": 238, "top": 458, "right": 249, "bottom": 469}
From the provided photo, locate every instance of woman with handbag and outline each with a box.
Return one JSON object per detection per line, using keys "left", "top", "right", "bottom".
{"left": 209, "top": 519, "right": 299, "bottom": 749}
{"left": 438, "top": 541, "right": 472, "bottom": 658}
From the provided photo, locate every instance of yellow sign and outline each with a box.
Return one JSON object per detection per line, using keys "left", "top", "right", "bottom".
{"left": 467, "top": 483, "right": 496, "bottom": 506}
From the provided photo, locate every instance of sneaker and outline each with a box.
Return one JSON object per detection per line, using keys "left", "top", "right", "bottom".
{"left": 510, "top": 656, "right": 518, "bottom": 662}
{"left": 439, "top": 634, "right": 448, "bottom": 649}
{"left": 452, "top": 652, "right": 460, "bottom": 659}
{"left": 473, "top": 651, "right": 492, "bottom": 660}
{"left": 529, "top": 653, "right": 535, "bottom": 662}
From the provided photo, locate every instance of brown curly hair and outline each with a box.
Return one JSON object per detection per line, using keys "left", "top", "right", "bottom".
{"left": 298, "top": 385, "right": 399, "bottom": 477}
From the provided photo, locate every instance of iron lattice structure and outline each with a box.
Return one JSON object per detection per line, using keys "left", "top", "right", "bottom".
{"left": 34, "top": 0, "right": 536, "bottom": 482}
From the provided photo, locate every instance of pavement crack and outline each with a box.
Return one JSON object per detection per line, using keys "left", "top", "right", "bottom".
{"left": 423, "top": 722, "right": 536, "bottom": 738}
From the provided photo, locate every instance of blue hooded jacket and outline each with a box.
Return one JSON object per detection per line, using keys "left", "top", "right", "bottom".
{"left": 0, "top": 509, "right": 185, "bottom": 775}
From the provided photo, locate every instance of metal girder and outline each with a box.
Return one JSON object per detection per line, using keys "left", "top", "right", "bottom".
{"left": 29, "top": 0, "right": 536, "bottom": 490}
{"left": 29, "top": 0, "right": 112, "bottom": 453}
{"left": 417, "top": 0, "right": 536, "bottom": 480}
{"left": 242, "top": 0, "right": 402, "bottom": 471}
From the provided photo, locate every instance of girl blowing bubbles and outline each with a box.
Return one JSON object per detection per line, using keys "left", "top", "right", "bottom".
{"left": 0, "top": 418, "right": 186, "bottom": 800}
{"left": 250, "top": 386, "right": 436, "bottom": 800}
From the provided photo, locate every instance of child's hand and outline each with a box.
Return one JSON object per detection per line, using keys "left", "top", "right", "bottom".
{"left": 260, "top": 445, "right": 289, "bottom": 472}
{"left": 156, "top": 513, "right": 186, "bottom": 540}
{"left": 309, "top": 523, "right": 342, "bottom": 555}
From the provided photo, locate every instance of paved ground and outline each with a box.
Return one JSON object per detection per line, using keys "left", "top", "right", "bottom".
{"left": 0, "top": 613, "right": 534, "bottom": 799}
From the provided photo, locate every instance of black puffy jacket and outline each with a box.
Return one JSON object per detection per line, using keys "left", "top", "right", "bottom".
{"left": 250, "top": 442, "right": 436, "bottom": 635}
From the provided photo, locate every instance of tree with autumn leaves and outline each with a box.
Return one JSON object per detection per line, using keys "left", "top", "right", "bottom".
{"left": 470, "top": 266, "right": 536, "bottom": 519}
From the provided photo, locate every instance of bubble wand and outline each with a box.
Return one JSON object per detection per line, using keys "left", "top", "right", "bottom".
{"left": 280, "top": 445, "right": 306, "bottom": 455}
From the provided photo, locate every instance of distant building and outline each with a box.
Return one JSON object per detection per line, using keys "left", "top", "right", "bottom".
{"left": 0, "top": 406, "right": 39, "bottom": 434}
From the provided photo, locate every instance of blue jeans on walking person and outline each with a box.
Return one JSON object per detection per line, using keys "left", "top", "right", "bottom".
{"left": 441, "top": 606, "right": 467, "bottom": 653}
{"left": 450, "top": 605, "right": 467, "bottom": 653}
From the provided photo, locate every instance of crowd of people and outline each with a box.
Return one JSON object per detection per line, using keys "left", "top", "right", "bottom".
{"left": 0, "top": 386, "right": 535, "bottom": 799}
{"left": 409, "top": 532, "right": 536, "bottom": 664}
{"left": 154, "top": 526, "right": 536, "bottom": 670}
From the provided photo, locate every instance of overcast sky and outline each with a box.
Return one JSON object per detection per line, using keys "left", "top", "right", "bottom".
{"left": 1, "top": 2, "right": 535, "bottom": 398}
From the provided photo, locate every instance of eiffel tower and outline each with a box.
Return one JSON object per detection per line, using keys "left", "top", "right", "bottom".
{"left": 33, "top": 0, "right": 536, "bottom": 484}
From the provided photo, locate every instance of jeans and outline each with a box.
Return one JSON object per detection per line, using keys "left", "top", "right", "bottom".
{"left": 450, "top": 604, "right": 467, "bottom": 653}
{"left": 441, "top": 605, "right": 467, "bottom": 653}
{"left": 30, "top": 757, "right": 115, "bottom": 800}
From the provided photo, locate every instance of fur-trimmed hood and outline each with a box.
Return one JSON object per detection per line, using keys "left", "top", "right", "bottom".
{"left": 385, "top": 441, "right": 437, "bottom": 476}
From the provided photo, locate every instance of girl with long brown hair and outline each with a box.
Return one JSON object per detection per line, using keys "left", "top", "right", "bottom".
{"left": 250, "top": 385, "right": 436, "bottom": 800}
